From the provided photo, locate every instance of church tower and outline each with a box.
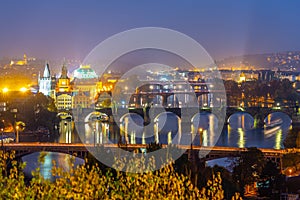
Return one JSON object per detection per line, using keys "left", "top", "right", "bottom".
{"left": 38, "top": 62, "right": 52, "bottom": 96}
{"left": 56, "top": 64, "right": 73, "bottom": 110}
{"left": 56, "top": 64, "right": 71, "bottom": 92}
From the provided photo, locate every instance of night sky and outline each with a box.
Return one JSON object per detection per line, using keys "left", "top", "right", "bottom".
{"left": 1, "top": 0, "right": 300, "bottom": 61}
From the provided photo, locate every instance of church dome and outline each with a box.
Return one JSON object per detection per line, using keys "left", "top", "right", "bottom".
{"left": 73, "top": 65, "right": 98, "bottom": 79}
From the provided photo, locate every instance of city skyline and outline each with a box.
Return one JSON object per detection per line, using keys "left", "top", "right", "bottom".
{"left": 1, "top": 1, "right": 300, "bottom": 62}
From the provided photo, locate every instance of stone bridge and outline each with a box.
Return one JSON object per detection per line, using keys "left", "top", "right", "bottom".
{"left": 2, "top": 143, "right": 296, "bottom": 170}
{"left": 225, "top": 106, "right": 294, "bottom": 126}
{"left": 91, "top": 107, "right": 294, "bottom": 128}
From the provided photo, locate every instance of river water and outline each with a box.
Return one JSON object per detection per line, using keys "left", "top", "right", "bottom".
{"left": 23, "top": 111, "right": 292, "bottom": 179}
{"left": 70, "top": 111, "right": 292, "bottom": 149}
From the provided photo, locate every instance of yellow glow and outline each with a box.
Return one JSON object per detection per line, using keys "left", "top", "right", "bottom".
{"left": 20, "top": 87, "right": 27, "bottom": 92}
{"left": 202, "top": 130, "right": 208, "bottom": 146}
{"left": 237, "top": 128, "right": 245, "bottom": 148}
{"left": 274, "top": 129, "right": 282, "bottom": 150}
{"left": 2, "top": 88, "right": 8, "bottom": 93}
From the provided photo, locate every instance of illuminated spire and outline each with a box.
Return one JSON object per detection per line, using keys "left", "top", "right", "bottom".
{"left": 60, "top": 64, "right": 68, "bottom": 79}
{"left": 43, "top": 62, "right": 51, "bottom": 78}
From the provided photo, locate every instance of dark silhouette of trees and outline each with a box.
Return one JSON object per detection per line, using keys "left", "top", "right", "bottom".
{"left": 258, "top": 160, "right": 283, "bottom": 199}
{"left": 232, "top": 147, "right": 266, "bottom": 196}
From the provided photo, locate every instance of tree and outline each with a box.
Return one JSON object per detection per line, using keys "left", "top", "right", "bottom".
{"left": 283, "top": 127, "right": 300, "bottom": 148}
{"left": 258, "top": 160, "right": 282, "bottom": 198}
{"left": 0, "top": 151, "right": 235, "bottom": 199}
{"left": 232, "top": 147, "right": 266, "bottom": 196}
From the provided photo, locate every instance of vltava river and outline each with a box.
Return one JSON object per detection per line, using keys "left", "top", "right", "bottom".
{"left": 61, "top": 111, "right": 292, "bottom": 150}
{"left": 23, "top": 111, "right": 291, "bottom": 180}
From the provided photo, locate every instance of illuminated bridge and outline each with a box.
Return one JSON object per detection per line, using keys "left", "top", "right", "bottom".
{"left": 1, "top": 143, "right": 295, "bottom": 168}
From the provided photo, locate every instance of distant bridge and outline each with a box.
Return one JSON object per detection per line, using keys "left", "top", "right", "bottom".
{"left": 90, "top": 106, "right": 295, "bottom": 127}
{"left": 2, "top": 143, "right": 297, "bottom": 168}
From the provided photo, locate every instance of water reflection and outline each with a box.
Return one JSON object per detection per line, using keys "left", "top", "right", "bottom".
{"left": 220, "top": 112, "right": 291, "bottom": 149}
{"left": 154, "top": 112, "right": 181, "bottom": 144}
{"left": 228, "top": 112, "right": 254, "bottom": 130}
{"left": 237, "top": 128, "right": 245, "bottom": 148}
{"left": 22, "top": 152, "right": 84, "bottom": 181}
{"left": 60, "top": 111, "right": 291, "bottom": 149}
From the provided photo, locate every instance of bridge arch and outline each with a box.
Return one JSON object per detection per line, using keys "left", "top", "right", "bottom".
{"left": 57, "top": 112, "right": 72, "bottom": 119}
{"left": 153, "top": 112, "right": 181, "bottom": 144}
{"left": 119, "top": 113, "right": 144, "bottom": 144}
{"left": 227, "top": 112, "right": 254, "bottom": 130}
{"left": 13, "top": 147, "right": 89, "bottom": 160}
{"left": 84, "top": 111, "right": 108, "bottom": 123}
{"left": 191, "top": 112, "right": 218, "bottom": 132}
{"left": 264, "top": 111, "right": 292, "bottom": 129}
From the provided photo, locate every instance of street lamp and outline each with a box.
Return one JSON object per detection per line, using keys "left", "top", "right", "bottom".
{"left": 0, "top": 120, "right": 4, "bottom": 148}
{"left": 288, "top": 168, "right": 292, "bottom": 176}
{"left": 15, "top": 121, "right": 25, "bottom": 143}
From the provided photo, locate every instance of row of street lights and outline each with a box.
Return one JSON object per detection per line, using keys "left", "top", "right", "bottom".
{"left": 0, "top": 119, "right": 25, "bottom": 145}
{"left": 1, "top": 87, "right": 29, "bottom": 93}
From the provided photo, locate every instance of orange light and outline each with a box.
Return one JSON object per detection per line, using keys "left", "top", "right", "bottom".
{"left": 2, "top": 88, "right": 8, "bottom": 93}
{"left": 20, "top": 87, "right": 27, "bottom": 92}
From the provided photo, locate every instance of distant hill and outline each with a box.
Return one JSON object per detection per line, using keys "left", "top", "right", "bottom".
{"left": 216, "top": 51, "right": 300, "bottom": 71}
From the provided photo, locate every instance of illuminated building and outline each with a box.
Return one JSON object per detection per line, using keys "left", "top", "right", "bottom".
{"left": 10, "top": 54, "right": 28, "bottom": 66}
{"left": 72, "top": 65, "right": 99, "bottom": 109}
{"left": 97, "top": 71, "right": 120, "bottom": 92}
{"left": 56, "top": 64, "right": 71, "bottom": 93}
{"left": 38, "top": 62, "right": 52, "bottom": 96}
{"left": 56, "top": 93, "right": 73, "bottom": 110}
{"left": 94, "top": 71, "right": 121, "bottom": 108}
{"left": 73, "top": 65, "right": 98, "bottom": 79}
{"left": 73, "top": 91, "right": 90, "bottom": 109}
{"left": 238, "top": 72, "right": 246, "bottom": 83}
{"left": 55, "top": 64, "right": 72, "bottom": 110}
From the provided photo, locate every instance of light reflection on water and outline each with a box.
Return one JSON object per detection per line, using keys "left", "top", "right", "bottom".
{"left": 28, "top": 112, "right": 291, "bottom": 180}
{"left": 58, "top": 112, "right": 291, "bottom": 150}
{"left": 22, "top": 152, "right": 84, "bottom": 181}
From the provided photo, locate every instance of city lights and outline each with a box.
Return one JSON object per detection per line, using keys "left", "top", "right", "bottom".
{"left": 2, "top": 88, "right": 8, "bottom": 93}
{"left": 20, "top": 87, "right": 27, "bottom": 92}
{"left": 0, "top": 1, "right": 300, "bottom": 197}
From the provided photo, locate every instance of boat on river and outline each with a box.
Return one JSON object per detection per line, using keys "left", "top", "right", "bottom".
{"left": 264, "top": 118, "right": 283, "bottom": 129}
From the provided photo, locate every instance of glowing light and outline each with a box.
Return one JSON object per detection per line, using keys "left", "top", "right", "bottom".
{"left": 2, "top": 88, "right": 8, "bottom": 93}
{"left": 202, "top": 130, "right": 208, "bottom": 146}
{"left": 237, "top": 128, "right": 245, "bottom": 148}
{"left": 274, "top": 129, "right": 282, "bottom": 150}
{"left": 168, "top": 131, "right": 172, "bottom": 144}
{"left": 20, "top": 87, "right": 27, "bottom": 92}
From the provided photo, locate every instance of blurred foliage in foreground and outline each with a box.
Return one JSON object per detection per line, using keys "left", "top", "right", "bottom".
{"left": 0, "top": 151, "right": 242, "bottom": 199}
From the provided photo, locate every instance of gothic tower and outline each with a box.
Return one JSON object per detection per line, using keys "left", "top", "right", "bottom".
{"left": 38, "top": 62, "right": 52, "bottom": 96}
